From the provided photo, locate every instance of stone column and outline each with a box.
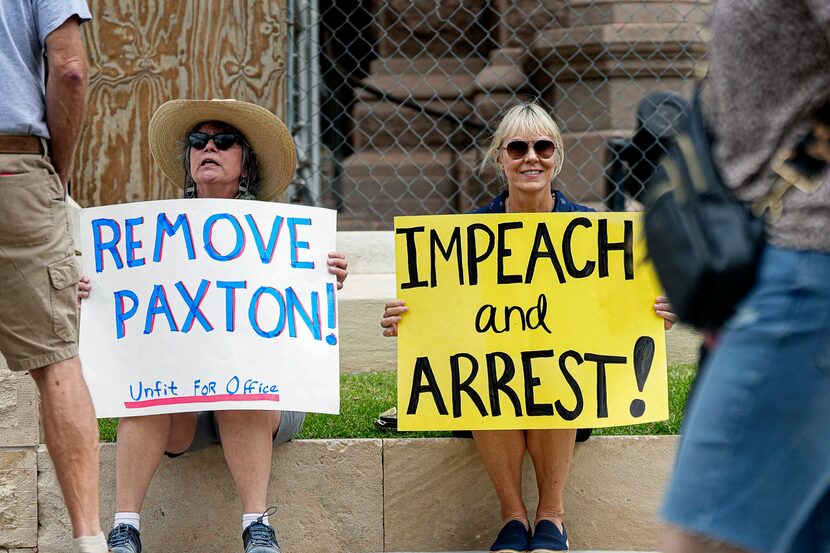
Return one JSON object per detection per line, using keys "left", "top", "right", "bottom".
{"left": 533, "top": 0, "right": 711, "bottom": 205}
{"left": 0, "top": 357, "right": 39, "bottom": 551}
{"left": 338, "top": 0, "right": 490, "bottom": 228}
{"left": 460, "top": 0, "right": 570, "bottom": 212}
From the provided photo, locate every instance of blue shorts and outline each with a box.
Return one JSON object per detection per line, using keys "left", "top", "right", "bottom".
{"left": 661, "top": 244, "right": 830, "bottom": 553}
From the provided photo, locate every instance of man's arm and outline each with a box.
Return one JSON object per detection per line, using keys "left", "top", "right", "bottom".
{"left": 44, "top": 16, "right": 89, "bottom": 188}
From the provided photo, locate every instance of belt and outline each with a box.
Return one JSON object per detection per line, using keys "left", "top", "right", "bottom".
{"left": 0, "top": 135, "right": 43, "bottom": 154}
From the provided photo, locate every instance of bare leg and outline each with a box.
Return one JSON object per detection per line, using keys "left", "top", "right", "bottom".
{"left": 660, "top": 525, "right": 750, "bottom": 553}
{"left": 472, "top": 429, "right": 529, "bottom": 527}
{"left": 526, "top": 429, "right": 575, "bottom": 530}
{"left": 215, "top": 410, "right": 281, "bottom": 513}
{"left": 30, "top": 356, "right": 101, "bottom": 538}
{"left": 114, "top": 412, "right": 196, "bottom": 512}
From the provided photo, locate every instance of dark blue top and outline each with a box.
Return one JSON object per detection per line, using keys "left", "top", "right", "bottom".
{"left": 464, "top": 188, "right": 596, "bottom": 442}
{"left": 471, "top": 189, "right": 595, "bottom": 214}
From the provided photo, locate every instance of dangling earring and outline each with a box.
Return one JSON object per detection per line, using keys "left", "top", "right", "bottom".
{"left": 183, "top": 146, "right": 197, "bottom": 198}
{"left": 237, "top": 175, "right": 250, "bottom": 198}
{"left": 184, "top": 175, "right": 197, "bottom": 198}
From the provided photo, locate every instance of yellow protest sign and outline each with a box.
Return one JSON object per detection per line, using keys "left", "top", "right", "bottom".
{"left": 395, "top": 212, "right": 668, "bottom": 431}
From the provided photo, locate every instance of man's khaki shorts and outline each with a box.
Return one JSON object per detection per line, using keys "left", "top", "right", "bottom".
{"left": 0, "top": 151, "right": 80, "bottom": 372}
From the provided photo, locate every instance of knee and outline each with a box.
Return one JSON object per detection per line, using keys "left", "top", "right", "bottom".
{"left": 215, "top": 410, "right": 276, "bottom": 437}
{"left": 164, "top": 413, "right": 197, "bottom": 453}
{"left": 118, "top": 414, "right": 179, "bottom": 441}
{"left": 29, "top": 356, "right": 82, "bottom": 385}
{"left": 215, "top": 409, "right": 270, "bottom": 423}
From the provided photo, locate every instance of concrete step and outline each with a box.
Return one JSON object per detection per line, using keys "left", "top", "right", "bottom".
{"left": 35, "top": 436, "right": 677, "bottom": 553}
{"left": 64, "top": 202, "right": 702, "bottom": 374}
{"left": 334, "top": 230, "right": 702, "bottom": 374}
{"left": 338, "top": 273, "right": 703, "bottom": 374}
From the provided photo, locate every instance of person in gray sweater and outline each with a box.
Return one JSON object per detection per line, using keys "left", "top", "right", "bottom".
{"left": 660, "top": 2, "right": 830, "bottom": 553}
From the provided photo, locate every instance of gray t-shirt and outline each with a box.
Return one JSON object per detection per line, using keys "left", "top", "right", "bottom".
{"left": 710, "top": 0, "right": 830, "bottom": 252}
{"left": 0, "top": 0, "right": 91, "bottom": 138}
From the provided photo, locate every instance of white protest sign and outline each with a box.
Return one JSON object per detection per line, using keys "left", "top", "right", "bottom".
{"left": 79, "top": 199, "right": 339, "bottom": 418}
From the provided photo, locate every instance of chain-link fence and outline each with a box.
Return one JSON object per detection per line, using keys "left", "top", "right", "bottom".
{"left": 289, "top": 0, "right": 711, "bottom": 229}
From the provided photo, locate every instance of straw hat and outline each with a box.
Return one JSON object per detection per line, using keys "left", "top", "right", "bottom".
{"left": 149, "top": 99, "right": 296, "bottom": 201}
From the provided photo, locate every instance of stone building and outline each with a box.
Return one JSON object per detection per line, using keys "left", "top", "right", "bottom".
{"left": 1, "top": 3, "right": 711, "bottom": 550}
{"left": 322, "top": 0, "right": 711, "bottom": 228}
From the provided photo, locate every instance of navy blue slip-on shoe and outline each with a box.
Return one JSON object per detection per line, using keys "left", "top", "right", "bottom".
{"left": 490, "top": 519, "right": 531, "bottom": 553}
{"left": 575, "top": 428, "right": 593, "bottom": 442}
{"left": 243, "top": 519, "right": 281, "bottom": 553}
{"left": 107, "top": 524, "right": 142, "bottom": 553}
{"left": 529, "top": 519, "right": 569, "bottom": 552}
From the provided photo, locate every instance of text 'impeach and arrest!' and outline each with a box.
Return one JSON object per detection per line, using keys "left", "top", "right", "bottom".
{"left": 394, "top": 212, "right": 668, "bottom": 431}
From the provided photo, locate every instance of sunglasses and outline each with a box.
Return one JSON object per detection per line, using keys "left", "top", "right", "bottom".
{"left": 503, "top": 139, "right": 556, "bottom": 160}
{"left": 187, "top": 132, "right": 242, "bottom": 151}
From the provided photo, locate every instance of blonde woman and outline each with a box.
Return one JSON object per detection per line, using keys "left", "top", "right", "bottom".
{"left": 381, "top": 100, "right": 675, "bottom": 552}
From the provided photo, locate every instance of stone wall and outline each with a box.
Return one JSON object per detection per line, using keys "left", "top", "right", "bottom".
{"left": 4, "top": 437, "right": 677, "bottom": 552}
{"left": 0, "top": 359, "right": 38, "bottom": 551}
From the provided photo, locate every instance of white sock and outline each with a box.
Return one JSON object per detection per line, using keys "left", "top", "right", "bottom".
{"left": 113, "top": 512, "right": 141, "bottom": 531}
{"left": 243, "top": 512, "right": 268, "bottom": 531}
{"left": 71, "top": 532, "right": 108, "bottom": 553}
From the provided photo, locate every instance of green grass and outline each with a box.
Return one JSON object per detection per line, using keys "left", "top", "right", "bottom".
{"left": 297, "top": 370, "right": 451, "bottom": 439}
{"left": 98, "top": 364, "right": 696, "bottom": 441}
{"left": 593, "top": 362, "right": 696, "bottom": 436}
{"left": 99, "top": 417, "right": 118, "bottom": 442}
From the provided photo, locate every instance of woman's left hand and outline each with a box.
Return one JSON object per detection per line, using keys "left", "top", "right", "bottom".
{"left": 328, "top": 252, "right": 348, "bottom": 289}
{"left": 654, "top": 295, "right": 677, "bottom": 330}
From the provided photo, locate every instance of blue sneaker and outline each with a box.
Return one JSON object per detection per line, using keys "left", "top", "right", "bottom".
{"left": 529, "top": 520, "right": 568, "bottom": 552}
{"left": 490, "top": 519, "right": 531, "bottom": 553}
{"left": 242, "top": 516, "right": 281, "bottom": 553}
{"left": 107, "top": 524, "right": 142, "bottom": 553}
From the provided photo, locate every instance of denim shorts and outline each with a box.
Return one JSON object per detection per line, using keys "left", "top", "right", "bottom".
{"left": 662, "top": 244, "right": 830, "bottom": 553}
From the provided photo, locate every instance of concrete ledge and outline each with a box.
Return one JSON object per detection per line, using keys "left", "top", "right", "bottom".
{"left": 0, "top": 362, "right": 39, "bottom": 448}
{"left": 385, "top": 436, "right": 676, "bottom": 552}
{"left": 36, "top": 436, "right": 676, "bottom": 553}
{"left": 337, "top": 231, "right": 395, "bottom": 275}
{"left": 0, "top": 450, "right": 37, "bottom": 549}
{"left": 38, "top": 440, "right": 383, "bottom": 553}
{"left": 334, "top": 230, "right": 702, "bottom": 372}
{"left": 339, "top": 274, "right": 702, "bottom": 373}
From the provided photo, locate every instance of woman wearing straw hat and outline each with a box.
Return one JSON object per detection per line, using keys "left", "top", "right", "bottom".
{"left": 81, "top": 99, "right": 348, "bottom": 553}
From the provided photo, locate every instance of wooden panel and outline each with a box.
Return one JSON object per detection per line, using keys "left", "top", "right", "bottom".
{"left": 74, "top": 0, "right": 288, "bottom": 206}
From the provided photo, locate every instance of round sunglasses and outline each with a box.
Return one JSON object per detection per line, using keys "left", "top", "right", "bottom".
{"left": 503, "top": 139, "right": 556, "bottom": 160}
{"left": 187, "top": 131, "right": 242, "bottom": 151}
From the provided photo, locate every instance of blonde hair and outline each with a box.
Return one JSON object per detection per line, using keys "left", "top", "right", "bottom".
{"left": 480, "top": 100, "right": 565, "bottom": 182}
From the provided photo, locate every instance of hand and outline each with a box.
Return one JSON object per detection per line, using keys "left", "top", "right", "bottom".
{"left": 654, "top": 295, "right": 677, "bottom": 330}
{"left": 327, "top": 252, "right": 348, "bottom": 290}
{"left": 380, "top": 299, "right": 408, "bottom": 337}
{"left": 77, "top": 275, "right": 91, "bottom": 309}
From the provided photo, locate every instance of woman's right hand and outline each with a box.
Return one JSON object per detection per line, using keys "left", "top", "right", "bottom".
{"left": 380, "top": 299, "right": 408, "bottom": 337}
{"left": 77, "top": 275, "right": 91, "bottom": 309}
